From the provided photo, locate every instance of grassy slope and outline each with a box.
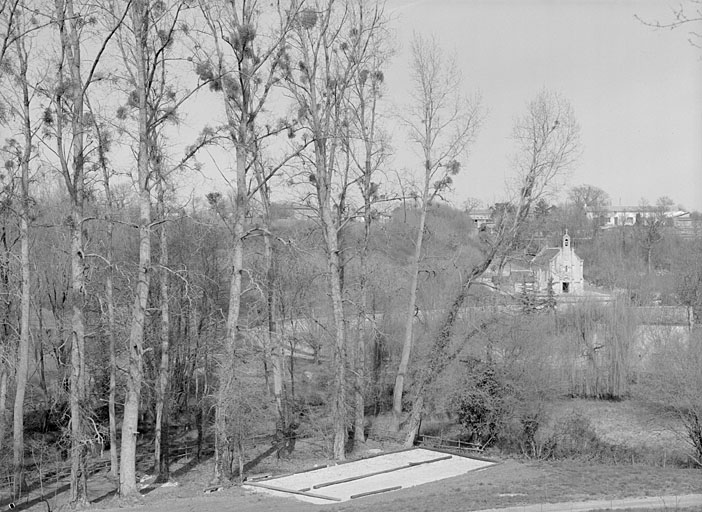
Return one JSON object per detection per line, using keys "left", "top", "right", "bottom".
{"left": 83, "top": 457, "right": 701, "bottom": 512}
{"left": 11, "top": 397, "right": 702, "bottom": 512}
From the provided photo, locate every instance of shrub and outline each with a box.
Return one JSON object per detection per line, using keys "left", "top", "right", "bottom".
{"left": 547, "top": 411, "right": 601, "bottom": 459}
{"left": 543, "top": 411, "right": 639, "bottom": 463}
{"left": 507, "top": 409, "right": 550, "bottom": 459}
{"left": 449, "top": 359, "right": 510, "bottom": 447}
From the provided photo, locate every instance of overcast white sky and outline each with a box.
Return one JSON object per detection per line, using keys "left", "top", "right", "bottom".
{"left": 182, "top": 0, "right": 701, "bottom": 211}
{"left": 383, "top": 0, "right": 702, "bottom": 211}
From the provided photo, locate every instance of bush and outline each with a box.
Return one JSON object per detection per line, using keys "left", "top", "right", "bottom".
{"left": 449, "top": 359, "right": 510, "bottom": 447}
{"left": 503, "top": 409, "right": 550, "bottom": 459}
{"left": 547, "top": 412, "right": 601, "bottom": 459}
{"left": 543, "top": 411, "right": 638, "bottom": 463}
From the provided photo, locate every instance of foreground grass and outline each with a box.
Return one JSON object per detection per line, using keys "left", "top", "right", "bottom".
{"left": 87, "top": 456, "right": 701, "bottom": 512}
{"left": 330, "top": 459, "right": 701, "bottom": 512}
{"left": 594, "top": 509, "right": 699, "bottom": 512}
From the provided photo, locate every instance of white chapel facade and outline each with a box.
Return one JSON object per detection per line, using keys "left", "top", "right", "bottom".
{"left": 531, "top": 231, "right": 584, "bottom": 294}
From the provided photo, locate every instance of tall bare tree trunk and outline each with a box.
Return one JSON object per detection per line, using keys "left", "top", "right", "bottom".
{"left": 255, "top": 166, "right": 286, "bottom": 437}
{"left": 13, "top": 192, "right": 29, "bottom": 500}
{"left": 154, "top": 181, "right": 170, "bottom": 479}
{"left": 316, "top": 148, "right": 348, "bottom": 460}
{"left": 354, "top": 288, "right": 368, "bottom": 444}
{"left": 102, "top": 171, "right": 119, "bottom": 479}
{"left": 304, "top": 21, "right": 350, "bottom": 461}
{"left": 265, "top": 236, "right": 285, "bottom": 429}
{"left": 327, "top": 230, "right": 347, "bottom": 460}
{"left": 12, "top": 31, "right": 32, "bottom": 500}
{"left": 120, "top": 0, "right": 151, "bottom": 494}
{"left": 354, "top": 145, "right": 377, "bottom": 446}
{"left": 213, "top": 124, "right": 247, "bottom": 481}
{"left": 69, "top": 203, "right": 88, "bottom": 505}
{"left": 119, "top": 180, "right": 150, "bottom": 495}
{"left": 0, "top": 368, "right": 7, "bottom": 453}
{"left": 106, "top": 258, "right": 118, "bottom": 478}
{"left": 392, "top": 198, "right": 428, "bottom": 429}
{"left": 52, "top": 0, "right": 91, "bottom": 501}
{"left": 94, "top": 116, "right": 120, "bottom": 479}
{"left": 348, "top": 32, "right": 387, "bottom": 447}
{"left": 0, "top": 222, "right": 10, "bottom": 457}
{"left": 354, "top": 171, "right": 374, "bottom": 445}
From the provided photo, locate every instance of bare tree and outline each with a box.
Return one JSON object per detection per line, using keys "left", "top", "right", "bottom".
{"left": 0, "top": 0, "right": 45, "bottom": 72}
{"left": 113, "top": 0, "right": 217, "bottom": 489}
{"left": 0, "top": 0, "right": 43, "bottom": 497}
{"left": 0, "top": 363, "right": 6, "bottom": 458}
{"left": 52, "top": 0, "right": 89, "bottom": 500}
{"left": 13, "top": 25, "right": 31, "bottom": 503}
{"left": 252, "top": 155, "right": 287, "bottom": 440}
{"left": 118, "top": 0, "right": 152, "bottom": 490}
{"left": 402, "top": 89, "right": 580, "bottom": 446}
{"left": 568, "top": 184, "right": 610, "bottom": 212}
{"left": 636, "top": 1, "right": 702, "bottom": 48}
{"left": 635, "top": 196, "right": 674, "bottom": 274}
{"left": 6, "top": 15, "right": 32, "bottom": 498}
{"left": 0, "top": 0, "right": 20, "bottom": 68}
{"left": 0, "top": 166, "right": 16, "bottom": 462}
{"left": 344, "top": 22, "right": 391, "bottom": 445}
{"left": 195, "top": 0, "right": 304, "bottom": 480}
{"left": 91, "top": 115, "right": 120, "bottom": 479}
{"left": 284, "top": 0, "right": 387, "bottom": 460}
{"left": 117, "top": 0, "right": 191, "bottom": 495}
{"left": 567, "top": 184, "right": 610, "bottom": 238}
{"left": 391, "top": 33, "right": 482, "bottom": 429}
{"left": 248, "top": 136, "right": 311, "bottom": 460}
{"left": 49, "top": 0, "right": 128, "bottom": 501}
{"left": 154, "top": 175, "right": 170, "bottom": 479}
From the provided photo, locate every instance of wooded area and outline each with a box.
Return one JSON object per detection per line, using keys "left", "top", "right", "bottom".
{"left": 0, "top": 0, "right": 700, "bottom": 506}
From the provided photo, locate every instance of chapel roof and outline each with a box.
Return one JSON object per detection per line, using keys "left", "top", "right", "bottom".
{"left": 531, "top": 248, "right": 560, "bottom": 267}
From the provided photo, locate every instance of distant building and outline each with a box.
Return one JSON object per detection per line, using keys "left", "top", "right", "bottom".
{"left": 585, "top": 205, "right": 689, "bottom": 229}
{"left": 467, "top": 208, "right": 494, "bottom": 230}
{"left": 489, "top": 231, "right": 584, "bottom": 295}
{"left": 668, "top": 213, "right": 702, "bottom": 238}
{"left": 531, "top": 231, "right": 584, "bottom": 294}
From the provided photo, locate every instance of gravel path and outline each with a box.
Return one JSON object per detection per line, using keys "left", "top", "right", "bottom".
{"left": 474, "top": 494, "right": 702, "bottom": 512}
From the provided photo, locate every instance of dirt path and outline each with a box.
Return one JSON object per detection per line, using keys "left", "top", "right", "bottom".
{"left": 69, "top": 490, "right": 702, "bottom": 512}
{"left": 474, "top": 494, "right": 702, "bottom": 512}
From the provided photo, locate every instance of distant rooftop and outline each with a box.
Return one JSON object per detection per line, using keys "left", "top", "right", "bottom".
{"left": 586, "top": 205, "right": 689, "bottom": 216}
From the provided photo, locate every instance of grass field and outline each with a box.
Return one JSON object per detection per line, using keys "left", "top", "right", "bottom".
{"left": 7, "top": 450, "right": 701, "bottom": 512}
{"left": 62, "top": 453, "right": 699, "bottom": 512}
{"left": 7, "top": 397, "right": 702, "bottom": 512}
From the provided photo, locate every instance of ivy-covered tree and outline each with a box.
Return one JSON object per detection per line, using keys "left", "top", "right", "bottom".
{"left": 403, "top": 89, "right": 580, "bottom": 446}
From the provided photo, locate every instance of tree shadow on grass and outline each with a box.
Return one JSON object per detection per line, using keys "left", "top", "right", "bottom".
{"left": 139, "top": 440, "right": 287, "bottom": 497}
{"left": 5, "top": 445, "right": 220, "bottom": 506}
{"left": 241, "top": 440, "right": 288, "bottom": 476}
{"left": 170, "top": 448, "right": 214, "bottom": 480}
{"left": 0, "top": 462, "right": 114, "bottom": 511}
{"left": 91, "top": 488, "right": 118, "bottom": 504}
{"left": 139, "top": 449, "right": 214, "bottom": 497}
